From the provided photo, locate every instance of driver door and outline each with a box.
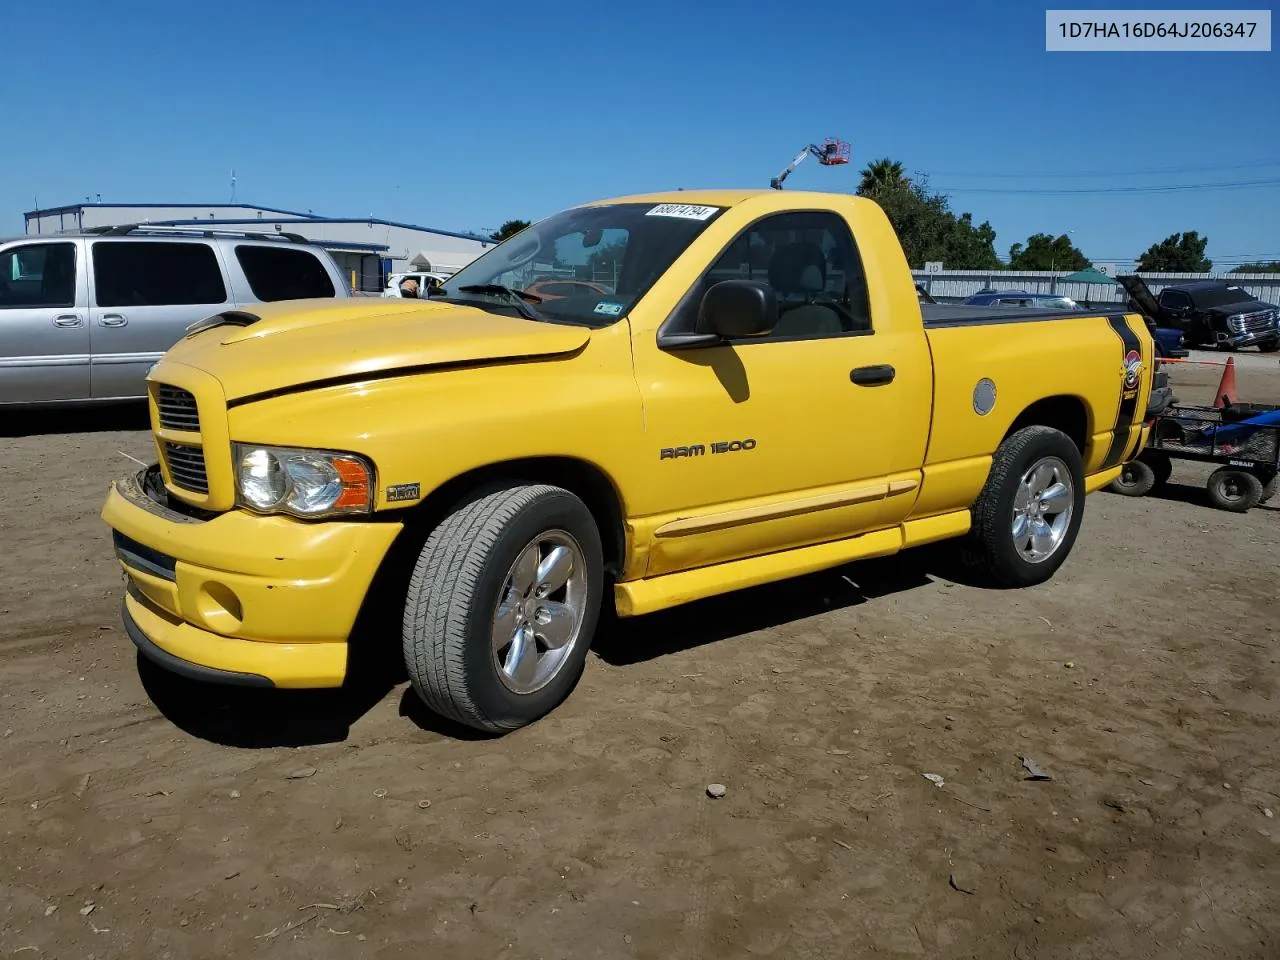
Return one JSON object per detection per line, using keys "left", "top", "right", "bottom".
{"left": 630, "top": 209, "right": 930, "bottom": 577}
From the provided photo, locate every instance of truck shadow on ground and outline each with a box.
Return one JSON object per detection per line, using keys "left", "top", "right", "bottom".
{"left": 136, "top": 544, "right": 971, "bottom": 748}
{"left": 1, "top": 402, "right": 149, "bottom": 437}
{"left": 592, "top": 550, "right": 944, "bottom": 666}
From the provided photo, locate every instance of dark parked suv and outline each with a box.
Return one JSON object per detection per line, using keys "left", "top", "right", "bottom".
{"left": 1119, "top": 275, "right": 1279, "bottom": 353}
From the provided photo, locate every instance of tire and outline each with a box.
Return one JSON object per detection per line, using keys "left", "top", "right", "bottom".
{"left": 962, "top": 425, "right": 1086, "bottom": 588}
{"left": 1258, "top": 474, "right": 1277, "bottom": 505}
{"left": 401, "top": 484, "right": 604, "bottom": 733}
{"left": 1143, "top": 451, "right": 1174, "bottom": 490}
{"left": 1205, "top": 468, "right": 1263, "bottom": 513}
{"left": 1109, "top": 458, "right": 1156, "bottom": 497}
{"left": 1259, "top": 341, "right": 1279, "bottom": 354}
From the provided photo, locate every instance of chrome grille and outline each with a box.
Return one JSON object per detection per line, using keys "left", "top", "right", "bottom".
{"left": 155, "top": 384, "right": 200, "bottom": 431}
{"left": 163, "top": 441, "right": 209, "bottom": 494}
{"left": 1233, "top": 309, "right": 1277, "bottom": 334}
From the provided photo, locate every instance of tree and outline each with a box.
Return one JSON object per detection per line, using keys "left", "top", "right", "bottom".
{"left": 1136, "top": 232, "right": 1211, "bottom": 272}
{"left": 857, "top": 158, "right": 906, "bottom": 195}
{"left": 857, "top": 169, "right": 1001, "bottom": 270}
{"left": 1007, "top": 233, "right": 1090, "bottom": 271}
{"left": 1229, "top": 261, "right": 1280, "bottom": 274}
{"left": 490, "top": 219, "right": 530, "bottom": 242}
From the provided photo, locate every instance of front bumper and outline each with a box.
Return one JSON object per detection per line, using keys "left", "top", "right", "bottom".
{"left": 1221, "top": 329, "right": 1280, "bottom": 349}
{"left": 103, "top": 469, "right": 402, "bottom": 688}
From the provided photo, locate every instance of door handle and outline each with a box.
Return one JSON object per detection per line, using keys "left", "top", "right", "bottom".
{"left": 850, "top": 364, "right": 896, "bottom": 386}
{"left": 99, "top": 314, "right": 128, "bottom": 327}
{"left": 53, "top": 314, "right": 83, "bottom": 327}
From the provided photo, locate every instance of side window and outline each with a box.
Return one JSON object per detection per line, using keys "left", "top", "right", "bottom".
{"left": 235, "top": 245, "right": 337, "bottom": 301}
{"left": 0, "top": 243, "right": 77, "bottom": 308}
{"left": 1159, "top": 291, "right": 1190, "bottom": 310}
{"left": 92, "top": 242, "right": 227, "bottom": 307}
{"left": 678, "top": 211, "right": 872, "bottom": 339}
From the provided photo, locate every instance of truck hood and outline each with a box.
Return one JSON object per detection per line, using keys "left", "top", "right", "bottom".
{"left": 161, "top": 298, "right": 591, "bottom": 402}
{"left": 1204, "top": 299, "right": 1274, "bottom": 319}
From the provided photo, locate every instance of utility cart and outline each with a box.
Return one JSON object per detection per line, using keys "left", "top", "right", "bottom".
{"left": 1110, "top": 402, "right": 1280, "bottom": 511}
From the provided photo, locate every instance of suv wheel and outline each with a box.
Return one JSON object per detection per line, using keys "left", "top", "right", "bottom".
{"left": 402, "top": 484, "right": 603, "bottom": 733}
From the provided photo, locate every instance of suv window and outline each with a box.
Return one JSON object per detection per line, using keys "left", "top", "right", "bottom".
{"left": 675, "top": 211, "right": 872, "bottom": 340}
{"left": 0, "top": 242, "right": 76, "bottom": 308}
{"left": 1159, "top": 290, "right": 1192, "bottom": 311}
{"left": 235, "top": 245, "right": 336, "bottom": 301}
{"left": 92, "top": 241, "right": 227, "bottom": 307}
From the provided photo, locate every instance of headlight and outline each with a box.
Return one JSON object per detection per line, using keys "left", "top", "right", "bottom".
{"left": 233, "top": 444, "right": 374, "bottom": 517}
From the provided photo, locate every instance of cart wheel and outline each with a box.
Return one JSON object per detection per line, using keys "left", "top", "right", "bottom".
{"left": 1109, "top": 459, "right": 1156, "bottom": 497}
{"left": 1142, "top": 451, "right": 1173, "bottom": 490}
{"left": 1260, "top": 475, "right": 1278, "bottom": 505}
{"left": 1206, "top": 468, "right": 1263, "bottom": 512}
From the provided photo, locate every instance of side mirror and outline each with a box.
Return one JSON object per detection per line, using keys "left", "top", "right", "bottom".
{"left": 658, "top": 279, "right": 779, "bottom": 351}
{"left": 698, "top": 279, "right": 778, "bottom": 338}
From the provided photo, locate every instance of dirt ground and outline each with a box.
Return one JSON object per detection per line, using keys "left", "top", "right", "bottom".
{"left": 2, "top": 353, "right": 1277, "bottom": 959}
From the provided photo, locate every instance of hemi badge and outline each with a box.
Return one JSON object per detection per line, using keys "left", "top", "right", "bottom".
{"left": 385, "top": 483, "right": 421, "bottom": 503}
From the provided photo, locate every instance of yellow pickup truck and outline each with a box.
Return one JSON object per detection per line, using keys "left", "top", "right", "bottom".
{"left": 102, "top": 189, "right": 1161, "bottom": 732}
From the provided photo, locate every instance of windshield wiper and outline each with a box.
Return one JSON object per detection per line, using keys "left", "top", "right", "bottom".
{"left": 455, "top": 284, "right": 544, "bottom": 321}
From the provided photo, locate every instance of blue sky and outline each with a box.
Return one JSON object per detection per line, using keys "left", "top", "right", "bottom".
{"left": 3, "top": 0, "right": 1277, "bottom": 267}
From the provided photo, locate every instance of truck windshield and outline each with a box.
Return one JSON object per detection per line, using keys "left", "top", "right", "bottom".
{"left": 434, "top": 202, "right": 725, "bottom": 327}
{"left": 1190, "top": 286, "right": 1256, "bottom": 308}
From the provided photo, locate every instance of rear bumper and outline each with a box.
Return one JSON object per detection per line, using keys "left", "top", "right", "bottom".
{"left": 102, "top": 470, "right": 402, "bottom": 688}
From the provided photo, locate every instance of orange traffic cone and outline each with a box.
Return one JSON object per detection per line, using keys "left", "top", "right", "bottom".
{"left": 1213, "top": 355, "right": 1238, "bottom": 408}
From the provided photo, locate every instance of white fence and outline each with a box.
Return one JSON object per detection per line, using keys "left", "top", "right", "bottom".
{"left": 911, "top": 270, "right": 1280, "bottom": 306}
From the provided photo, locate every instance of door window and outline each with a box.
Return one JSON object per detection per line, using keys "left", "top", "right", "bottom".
{"left": 0, "top": 243, "right": 77, "bottom": 308}
{"left": 92, "top": 242, "right": 227, "bottom": 307}
{"left": 1158, "top": 291, "right": 1192, "bottom": 311}
{"left": 234, "top": 245, "right": 337, "bottom": 301}
{"left": 673, "top": 211, "right": 872, "bottom": 339}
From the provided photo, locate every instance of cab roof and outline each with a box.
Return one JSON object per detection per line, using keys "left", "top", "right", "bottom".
{"left": 582, "top": 189, "right": 854, "bottom": 208}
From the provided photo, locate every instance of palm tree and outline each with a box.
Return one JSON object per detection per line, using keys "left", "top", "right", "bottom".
{"left": 857, "top": 158, "right": 907, "bottom": 195}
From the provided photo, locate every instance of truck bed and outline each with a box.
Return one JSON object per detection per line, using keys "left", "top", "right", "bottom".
{"left": 921, "top": 304, "right": 1112, "bottom": 327}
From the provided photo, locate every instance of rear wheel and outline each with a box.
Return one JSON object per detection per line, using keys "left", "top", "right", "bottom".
{"left": 1205, "top": 468, "right": 1263, "bottom": 513}
{"left": 962, "top": 426, "right": 1085, "bottom": 587}
{"left": 1143, "top": 451, "right": 1174, "bottom": 490}
{"left": 401, "top": 484, "right": 603, "bottom": 733}
{"left": 1109, "top": 459, "right": 1156, "bottom": 497}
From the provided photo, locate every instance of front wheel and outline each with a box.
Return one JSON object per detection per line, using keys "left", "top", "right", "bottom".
{"left": 1205, "top": 468, "right": 1263, "bottom": 513}
{"left": 1259, "top": 341, "right": 1279, "bottom": 354}
{"left": 962, "top": 426, "right": 1086, "bottom": 588}
{"left": 401, "top": 484, "right": 604, "bottom": 733}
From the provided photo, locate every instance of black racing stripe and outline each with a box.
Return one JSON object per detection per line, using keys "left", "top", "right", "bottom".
{"left": 1101, "top": 315, "right": 1145, "bottom": 469}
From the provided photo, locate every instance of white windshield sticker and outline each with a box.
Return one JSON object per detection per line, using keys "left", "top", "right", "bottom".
{"left": 645, "top": 203, "right": 720, "bottom": 221}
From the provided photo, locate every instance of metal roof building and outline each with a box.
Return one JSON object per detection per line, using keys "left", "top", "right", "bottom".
{"left": 23, "top": 202, "right": 494, "bottom": 293}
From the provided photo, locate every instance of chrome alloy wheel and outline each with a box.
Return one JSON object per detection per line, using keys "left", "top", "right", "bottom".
{"left": 1012, "top": 456, "right": 1075, "bottom": 564}
{"left": 491, "top": 531, "right": 588, "bottom": 695}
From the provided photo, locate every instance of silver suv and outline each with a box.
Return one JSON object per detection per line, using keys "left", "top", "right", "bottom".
{"left": 0, "top": 226, "right": 349, "bottom": 406}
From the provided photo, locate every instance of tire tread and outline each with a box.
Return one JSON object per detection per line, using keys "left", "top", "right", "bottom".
{"left": 402, "top": 484, "right": 564, "bottom": 732}
{"left": 962, "top": 425, "right": 1083, "bottom": 587}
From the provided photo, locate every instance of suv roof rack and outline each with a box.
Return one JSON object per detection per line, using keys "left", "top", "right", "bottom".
{"left": 81, "top": 224, "right": 313, "bottom": 244}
